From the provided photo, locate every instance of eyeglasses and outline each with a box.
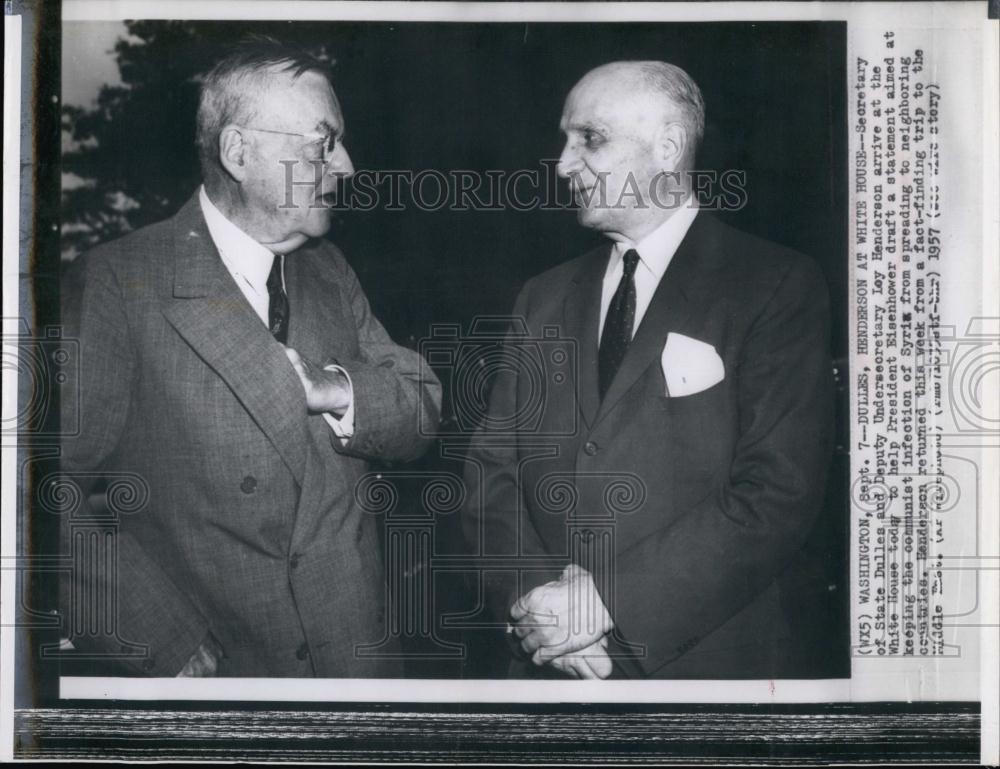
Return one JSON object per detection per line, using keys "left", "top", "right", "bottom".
{"left": 243, "top": 126, "right": 342, "bottom": 164}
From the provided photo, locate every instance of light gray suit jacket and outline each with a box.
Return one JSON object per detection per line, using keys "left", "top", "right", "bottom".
{"left": 61, "top": 193, "right": 441, "bottom": 677}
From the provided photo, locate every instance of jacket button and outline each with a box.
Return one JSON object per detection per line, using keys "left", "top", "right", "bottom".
{"left": 240, "top": 476, "right": 257, "bottom": 494}
{"left": 290, "top": 554, "right": 300, "bottom": 569}
{"left": 295, "top": 643, "right": 309, "bottom": 660}
{"left": 584, "top": 441, "right": 598, "bottom": 456}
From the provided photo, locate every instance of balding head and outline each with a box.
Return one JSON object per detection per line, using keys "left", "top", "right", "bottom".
{"left": 569, "top": 61, "right": 705, "bottom": 165}
{"left": 557, "top": 61, "right": 705, "bottom": 242}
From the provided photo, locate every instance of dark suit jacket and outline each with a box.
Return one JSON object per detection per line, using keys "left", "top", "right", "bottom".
{"left": 61, "top": 193, "right": 441, "bottom": 677}
{"left": 464, "top": 213, "right": 833, "bottom": 678}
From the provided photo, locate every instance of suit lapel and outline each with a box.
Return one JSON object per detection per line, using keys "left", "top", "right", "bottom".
{"left": 283, "top": 247, "right": 355, "bottom": 365}
{"left": 594, "top": 213, "right": 718, "bottom": 427}
{"left": 161, "top": 195, "right": 309, "bottom": 485}
{"left": 563, "top": 244, "right": 611, "bottom": 431}
{"left": 282, "top": 245, "right": 360, "bottom": 553}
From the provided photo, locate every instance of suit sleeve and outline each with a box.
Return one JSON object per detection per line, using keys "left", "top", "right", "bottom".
{"left": 61, "top": 253, "right": 210, "bottom": 676}
{"left": 593, "top": 257, "right": 835, "bottom": 675}
{"left": 461, "top": 285, "right": 563, "bottom": 624}
{"left": 333, "top": 259, "right": 442, "bottom": 463}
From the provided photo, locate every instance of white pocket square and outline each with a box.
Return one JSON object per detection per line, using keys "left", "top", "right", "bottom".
{"left": 661, "top": 333, "right": 725, "bottom": 397}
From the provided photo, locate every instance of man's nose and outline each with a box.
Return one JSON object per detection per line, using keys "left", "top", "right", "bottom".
{"left": 327, "top": 143, "right": 354, "bottom": 177}
{"left": 556, "top": 142, "right": 582, "bottom": 179}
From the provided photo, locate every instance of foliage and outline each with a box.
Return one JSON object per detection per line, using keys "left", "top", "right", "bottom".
{"left": 61, "top": 21, "right": 332, "bottom": 258}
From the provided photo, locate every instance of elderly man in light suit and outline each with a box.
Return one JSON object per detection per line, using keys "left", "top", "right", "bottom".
{"left": 61, "top": 38, "right": 441, "bottom": 677}
{"left": 464, "top": 61, "right": 833, "bottom": 679}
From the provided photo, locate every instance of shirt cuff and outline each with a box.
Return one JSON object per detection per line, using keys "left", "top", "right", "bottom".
{"left": 321, "top": 364, "right": 355, "bottom": 441}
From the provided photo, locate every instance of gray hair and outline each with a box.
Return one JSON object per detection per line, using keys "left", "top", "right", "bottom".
{"left": 195, "top": 36, "right": 333, "bottom": 176}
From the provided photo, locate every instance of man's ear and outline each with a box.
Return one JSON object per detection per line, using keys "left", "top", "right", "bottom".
{"left": 218, "top": 125, "right": 249, "bottom": 182}
{"left": 655, "top": 121, "right": 688, "bottom": 172}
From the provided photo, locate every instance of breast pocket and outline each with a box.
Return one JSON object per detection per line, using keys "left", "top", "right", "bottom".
{"left": 653, "top": 380, "right": 727, "bottom": 415}
{"left": 641, "top": 372, "right": 736, "bottom": 474}
{"left": 645, "top": 362, "right": 730, "bottom": 416}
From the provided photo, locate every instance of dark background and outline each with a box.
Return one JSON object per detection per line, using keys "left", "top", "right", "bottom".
{"left": 62, "top": 20, "right": 848, "bottom": 355}
{"left": 50, "top": 20, "right": 848, "bottom": 681}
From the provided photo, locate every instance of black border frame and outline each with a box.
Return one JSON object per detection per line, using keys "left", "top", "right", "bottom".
{"left": 6, "top": 0, "right": 986, "bottom": 762}
{"left": 14, "top": 703, "right": 982, "bottom": 762}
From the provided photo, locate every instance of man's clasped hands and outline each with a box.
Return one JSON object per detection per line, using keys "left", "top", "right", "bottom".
{"left": 509, "top": 564, "right": 615, "bottom": 679}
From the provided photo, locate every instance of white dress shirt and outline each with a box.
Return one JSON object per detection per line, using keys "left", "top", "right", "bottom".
{"left": 599, "top": 200, "right": 699, "bottom": 341}
{"left": 199, "top": 186, "right": 354, "bottom": 438}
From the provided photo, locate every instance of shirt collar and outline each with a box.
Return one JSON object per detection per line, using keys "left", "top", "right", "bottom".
{"left": 199, "top": 185, "right": 276, "bottom": 294}
{"left": 611, "top": 197, "right": 700, "bottom": 281}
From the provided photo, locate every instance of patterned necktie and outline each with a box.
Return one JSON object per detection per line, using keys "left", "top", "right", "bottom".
{"left": 598, "top": 249, "right": 640, "bottom": 400}
{"left": 266, "top": 254, "right": 289, "bottom": 344}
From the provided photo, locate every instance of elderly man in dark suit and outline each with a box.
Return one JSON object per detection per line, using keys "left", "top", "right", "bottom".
{"left": 61, "top": 38, "right": 441, "bottom": 677}
{"left": 463, "top": 61, "right": 833, "bottom": 679}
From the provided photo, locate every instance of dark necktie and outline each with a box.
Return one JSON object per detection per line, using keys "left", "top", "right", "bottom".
{"left": 266, "top": 254, "right": 289, "bottom": 344}
{"left": 598, "top": 249, "right": 640, "bottom": 400}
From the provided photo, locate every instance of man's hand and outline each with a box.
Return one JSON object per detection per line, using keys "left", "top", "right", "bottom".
{"left": 510, "top": 564, "right": 613, "bottom": 664}
{"left": 176, "top": 634, "right": 223, "bottom": 677}
{"left": 284, "top": 347, "right": 351, "bottom": 415}
{"left": 548, "top": 636, "right": 614, "bottom": 679}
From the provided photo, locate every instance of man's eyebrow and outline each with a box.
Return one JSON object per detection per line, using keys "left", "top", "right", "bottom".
{"left": 564, "top": 121, "right": 607, "bottom": 134}
{"left": 314, "top": 119, "right": 342, "bottom": 136}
